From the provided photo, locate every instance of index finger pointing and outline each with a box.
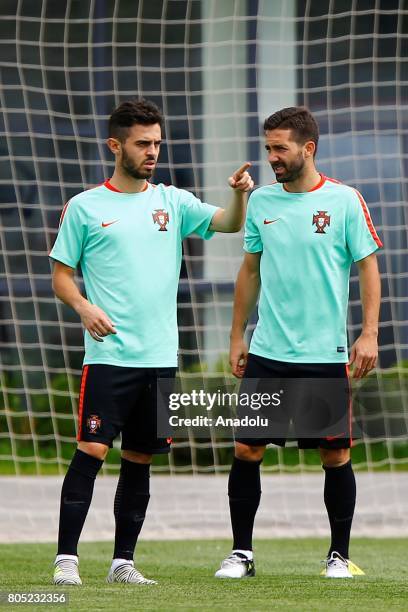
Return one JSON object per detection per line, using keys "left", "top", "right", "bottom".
{"left": 233, "top": 162, "right": 251, "bottom": 179}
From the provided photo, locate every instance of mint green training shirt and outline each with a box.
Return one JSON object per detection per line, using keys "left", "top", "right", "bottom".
{"left": 50, "top": 180, "right": 218, "bottom": 367}
{"left": 244, "top": 174, "right": 382, "bottom": 363}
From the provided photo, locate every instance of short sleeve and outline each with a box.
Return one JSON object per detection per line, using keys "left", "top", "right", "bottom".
{"left": 346, "top": 189, "right": 383, "bottom": 262}
{"left": 49, "top": 199, "right": 87, "bottom": 268}
{"left": 179, "top": 189, "right": 219, "bottom": 240}
{"left": 244, "top": 196, "right": 263, "bottom": 253}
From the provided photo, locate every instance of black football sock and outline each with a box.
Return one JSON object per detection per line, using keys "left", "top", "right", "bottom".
{"left": 57, "top": 449, "right": 103, "bottom": 556}
{"left": 228, "top": 456, "right": 262, "bottom": 552}
{"left": 113, "top": 459, "right": 151, "bottom": 561}
{"left": 323, "top": 460, "right": 356, "bottom": 559}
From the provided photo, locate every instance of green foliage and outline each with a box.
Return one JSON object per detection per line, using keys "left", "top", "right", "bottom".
{"left": 181, "top": 361, "right": 209, "bottom": 374}
{"left": 2, "top": 363, "right": 408, "bottom": 474}
{"left": 212, "top": 353, "right": 230, "bottom": 374}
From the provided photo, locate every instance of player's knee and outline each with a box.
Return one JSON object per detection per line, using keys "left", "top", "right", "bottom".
{"left": 235, "top": 442, "right": 265, "bottom": 462}
{"left": 121, "top": 449, "right": 152, "bottom": 464}
{"left": 78, "top": 441, "right": 109, "bottom": 461}
{"left": 320, "top": 447, "right": 350, "bottom": 468}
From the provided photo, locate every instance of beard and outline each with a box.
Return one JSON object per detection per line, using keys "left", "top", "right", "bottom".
{"left": 272, "top": 152, "right": 305, "bottom": 183}
{"left": 121, "top": 148, "right": 155, "bottom": 180}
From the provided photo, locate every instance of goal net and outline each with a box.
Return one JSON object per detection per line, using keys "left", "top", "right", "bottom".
{"left": 1, "top": 0, "right": 408, "bottom": 537}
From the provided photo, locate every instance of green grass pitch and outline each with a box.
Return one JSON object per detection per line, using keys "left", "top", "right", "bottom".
{"left": 1, "top": 539, "right": 408, "bottom": 611}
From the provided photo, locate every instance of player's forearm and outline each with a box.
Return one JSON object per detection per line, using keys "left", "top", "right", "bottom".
{"left": 52, "top": 268, "right": 88, "bottom": 315}
{"left": 213, "top": 190, "right": 248, "bottom": 233}
{"left": 230, "top": 265, "right": 260, "bottom": 339}
{"left": 358, "top": 254, "right": 381, "bottom": 336}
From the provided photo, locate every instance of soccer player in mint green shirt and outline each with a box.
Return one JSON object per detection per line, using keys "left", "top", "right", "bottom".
{"left": 50, "top": 98, "right": 253, "bottom": 586}
{"left": 215, "top": 107, "right": 381, "bottom": 580}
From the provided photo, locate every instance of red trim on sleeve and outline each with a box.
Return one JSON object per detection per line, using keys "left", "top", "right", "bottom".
{"left": 77, "top": 365, "right": 89, "bottom": 441}
{"left": 325, "top": 176, "right": 343, "bottom": 185}
{"left": 353, "top": 189, "right": 383, "bottom": 248}
{"left": 59, "top": 200, "right": 70, "bottom": 228}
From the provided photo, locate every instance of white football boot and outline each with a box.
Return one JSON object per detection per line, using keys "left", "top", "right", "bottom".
{"left": 107, "top": 560, "right": 157, "bottom": 585}
{"left": 324, "top": 551, "right": 353, "bottom": 578}
{"left": 53, "top": 557, "right": 82, "bottom": 585}
{"left": 215, "top": 552, "right": 255, "bottom": 579}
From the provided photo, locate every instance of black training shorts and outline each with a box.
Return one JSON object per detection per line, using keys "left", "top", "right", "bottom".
{"left": 77, "top": 364, "right": 176, "bottom": 454}
{"left": 235, "top": 353, "right": 352, "bottom": 449}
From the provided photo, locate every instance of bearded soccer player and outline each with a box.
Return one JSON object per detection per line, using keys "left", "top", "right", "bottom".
{"left": 215, "top": 107, "right": 381, "bottom": 579}
{"left": 50, "top": 98, "right": 253, "bottom": 586}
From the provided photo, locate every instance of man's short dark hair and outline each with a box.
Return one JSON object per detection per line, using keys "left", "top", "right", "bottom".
{"left": 263, "top": 106, "right": 319, "bottom": 153}
{"left": 109, "top": 98, "right": 163, "bottom": 142}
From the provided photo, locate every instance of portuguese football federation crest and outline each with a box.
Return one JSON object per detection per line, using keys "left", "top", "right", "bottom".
{"left": 312, "top": 210, "right": 331, "bottom": 234}
{"left": 152, "top": 209, "right": 170, "bottom": 231}
{"left": 87, "top": 414, "right": 101, "bottom": 434}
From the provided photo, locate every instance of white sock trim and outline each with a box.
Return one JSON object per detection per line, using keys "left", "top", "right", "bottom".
{"left": 55, "top": 554, "right": 78, "bottom": 564}
{"left": 232, "top": 549, "right": 253, "bottom": 560}
{"left": 111, "top": 558, "right": 134, "bottom": 570}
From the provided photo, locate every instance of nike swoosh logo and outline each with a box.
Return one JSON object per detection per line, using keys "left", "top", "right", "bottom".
{"left": 63, "top": 497, "right": 86, "bottom": 506}
{"left": 326, "top": 432, "right": 346, "bottom": 441}
{"left": 264, "top": 218, "right": 280, "bottom": 225}
{"left": 101, "top": 220, "right": 119, "bottom": 227}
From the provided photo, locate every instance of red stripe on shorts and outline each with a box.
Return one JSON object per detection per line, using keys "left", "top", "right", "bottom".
{"left": 345, "top": 364, "right": 353, "bottom": 446}
{"left": 77, "top": 365, "right": 89, "bottom": 441}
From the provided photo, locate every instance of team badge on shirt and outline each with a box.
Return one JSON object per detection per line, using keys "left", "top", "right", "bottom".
{"left": 312, "top": 210, "right": 331, "bottom": 234}
{"left": 152, "top": 209, "right": 170, "bottom": 231}
{"left": 87, "top": 415, "right": 101, "bottom": 434}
